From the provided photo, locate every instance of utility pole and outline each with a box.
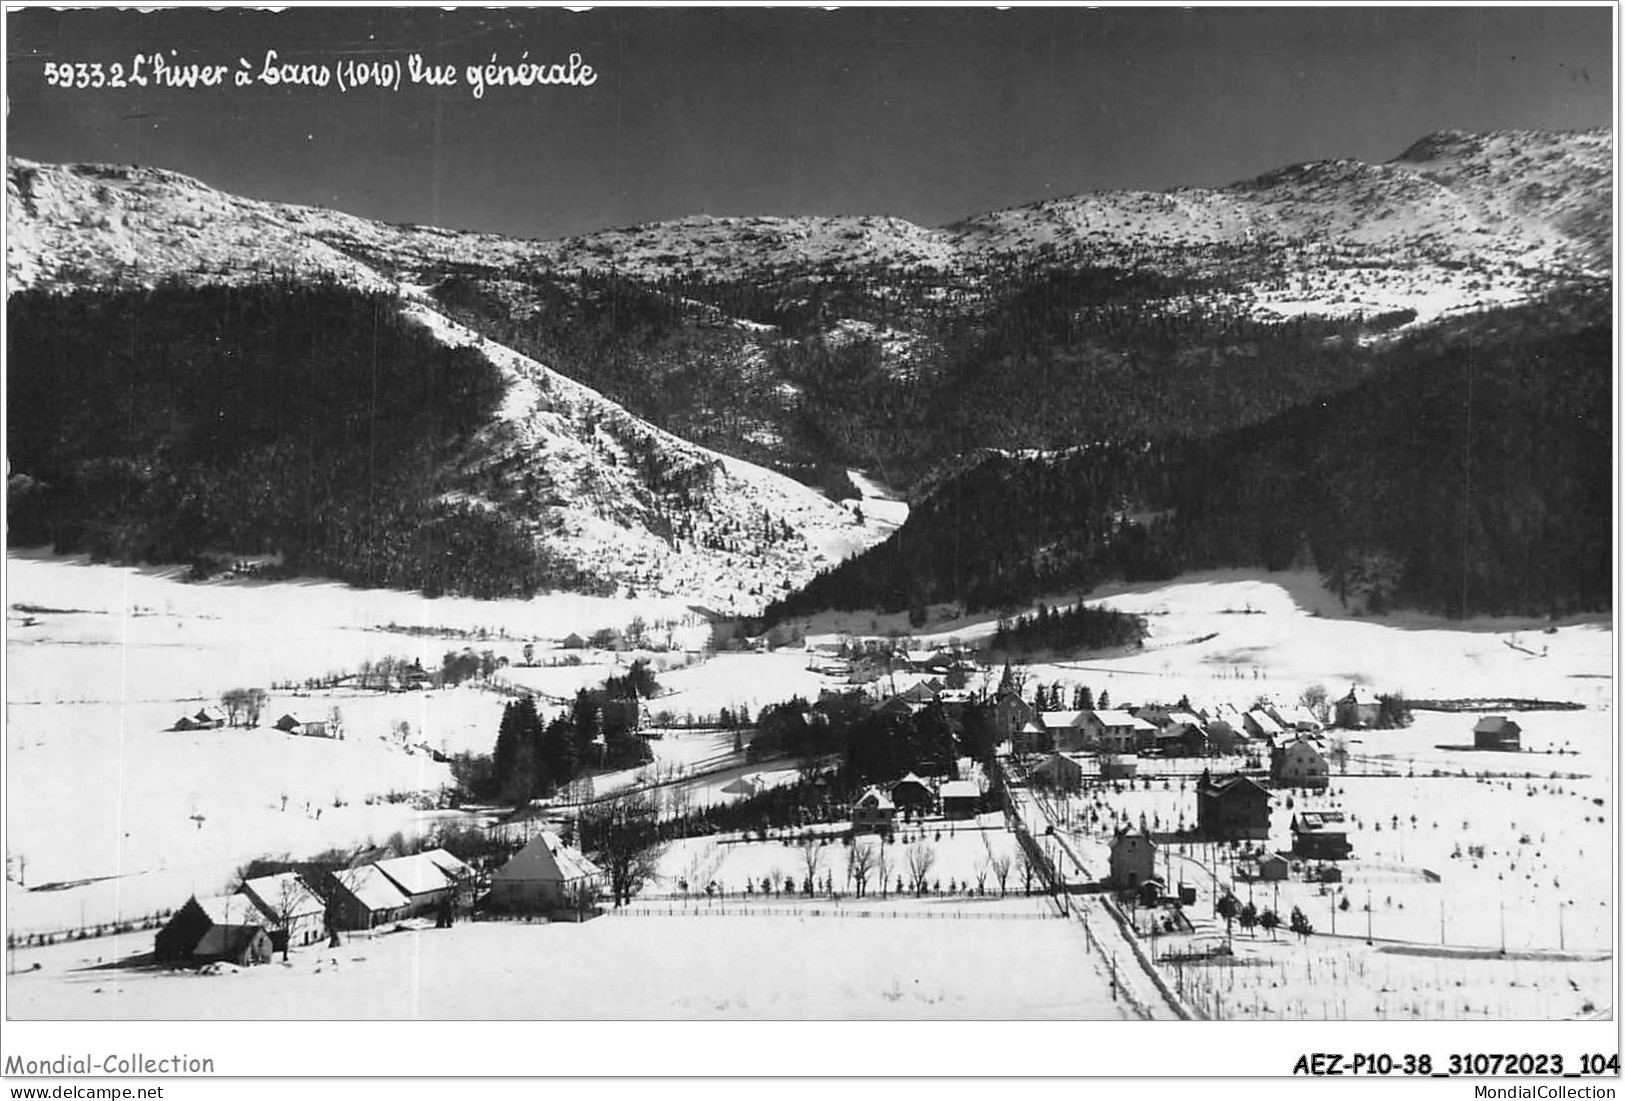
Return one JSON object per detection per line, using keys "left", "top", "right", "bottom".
{"left": 1366, "top": 889, "right": 1373, "bottom": 946}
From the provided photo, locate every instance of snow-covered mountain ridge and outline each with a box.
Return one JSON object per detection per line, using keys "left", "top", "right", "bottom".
{"left": 9, "top": 128, "right": 1609, "bottom": 317}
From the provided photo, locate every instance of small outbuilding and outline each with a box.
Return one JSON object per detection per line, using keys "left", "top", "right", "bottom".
{"left": 1472, "top": 715, "right": 1522, "bottom": 751}
{"left": 1099, "top": 753, "right": 1139, "bottom": 781}
{"left": 1031, "top": 753, "right": 1084, "bottom": 792}
{"left": 939, "top": 779, "right": 981, "bottom": 819}
{"left": 719, "top": 773, "right": 767, "bottom": 798}
{"left": 1256, "top": 853, "right": 1290, "bottom": 881}
{"left": 1108, "top": 830, "right": 1157, "bottom": 889}
{"left": 1291, "top": 812, "right": 1353, "bottom": 861}
{"left": 155, "top": 894, "right": 275, "bottom": 966}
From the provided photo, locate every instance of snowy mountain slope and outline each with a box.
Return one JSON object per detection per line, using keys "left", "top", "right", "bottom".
{"left": 400, "top": 300, "right": 871, "bottom": 611}
{"left": 5, "top": 162, "right": 877, "bottom": 611}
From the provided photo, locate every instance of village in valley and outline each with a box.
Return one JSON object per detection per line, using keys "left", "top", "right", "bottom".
{"left": 2, "top": 7, "right": 1614, "bottom": 1040}
{"left": 3, "top": 552, "right": 1612, "bottom": 1022}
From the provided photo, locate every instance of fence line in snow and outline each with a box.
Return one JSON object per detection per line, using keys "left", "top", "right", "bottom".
{"left": 608, "top": 905, "right": 1061, "bottom": 921}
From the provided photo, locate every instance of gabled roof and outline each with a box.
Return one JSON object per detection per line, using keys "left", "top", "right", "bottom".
{"left": 939, "top": 779, "right": 980, "bottom": 799}
{"left": 1198, "top": 773, "right": 1271, "bottom": 799}
{"left": 1246, "top": 709, "right": 1284, "bottom": 735}
{"left": 1091, "top": 710, "right": 1156, "bottom": 731}
{"left": 1167, "top": 711, "right": 1205, "bottom": 728}
{"left": 1473, "top": 715, "right": 1521, "bottom": 734}
{"left": 420, "top": 848, "right": 472, "bottom": 880}
{"left": 336, "top": 864, "right": 412, "bottom": 912}
{"left": 1339, "top": 686, "right": 1380, "bottom": 706}
{"left": 492, "top": 830, "right": 603, "bottom": 885}
{"left": 1032, "top": 753, "right": 1084, "bottom": 778}
{"left": 195, "top": 892, "right": 272, "bottom": 927}
{"left": 1293, "top": 811, "right": 1347, "bottom": 832}
{"left": 852, "top": 786, "right": 895, "bottom": 811}
{"left": 374, "top": 853, "right": 457, "bottom": 897}
{"left": 1036, "top": 709, "right": 1086, "bottom": 728}
{"left": 1278, "top": 734, "right": 1325, "bottom": 756}
{"left": 240, "top": 873, "right": 325, "bottom": 920}
{"left": 892, "top": 771, "right": 932, "bottom": 790}
{"left": 720, "top": 774, "right": 765, "bottom": 796}
{"left": 1111, "top": 829, "right": 1154, "bottom": 850}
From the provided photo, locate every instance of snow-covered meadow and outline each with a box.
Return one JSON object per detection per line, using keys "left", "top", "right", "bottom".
{"left": 5, "top": 548, "right": 1614, "bottom": 1021}
{"left": 6, "top": 908, "right": 1131, "bottom": 1020}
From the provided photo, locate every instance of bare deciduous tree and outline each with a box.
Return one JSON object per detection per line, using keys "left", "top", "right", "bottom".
{"left": 875, "top": 840, "right": 892, "bottom": 899}
{"left": 846, "top": 838, "right": 876, "bottom": 897}
{"left": 799, "top": 836, "right": 824, "bottom": 893}
{"left": 1299, "top": 683, "right": 1331, "bottom": 725}
{"left": 581, "top": 790, "right": 668, "bottom": 907}
{"left": 1014, "top": 842, "right": 1036, "bottom": 895}
{"left": 906, "top": 841, "right": 937, "bottom": 896}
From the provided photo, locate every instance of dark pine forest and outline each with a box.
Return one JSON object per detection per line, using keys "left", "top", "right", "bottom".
{"left": 7, "top": 281, "right": 602, "bottom": 598}
{"left": 768, "top": 290, "right": 1612, "bottom": 621}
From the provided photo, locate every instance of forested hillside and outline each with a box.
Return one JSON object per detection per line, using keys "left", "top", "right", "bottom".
{"left": 431, "top": 262, "right": 1408, "bottom": 487}
{"left": 769, "top": 291, "right": 1612, "bottom": 620}
{"left": 6, "top": 282, "right": 596, "bottom": 597}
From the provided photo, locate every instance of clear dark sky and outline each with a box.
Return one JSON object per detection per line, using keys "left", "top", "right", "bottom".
{"left": 6, "top": 6, "right": 1614, "bottom": 240}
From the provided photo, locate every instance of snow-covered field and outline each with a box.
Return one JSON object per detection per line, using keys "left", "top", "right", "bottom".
{"left": 5, "top": 550, "right": 1614, "bottom": 1021}
{"left": 653, "top": 813, "right": 1022, "bottom": 898}
{"left": 6, "top": 907, "right": 1131, "bottom": 1020}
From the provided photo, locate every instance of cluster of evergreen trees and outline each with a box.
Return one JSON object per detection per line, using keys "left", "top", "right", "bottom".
{"left": 989, "top": 602, "right": 1148, "bottom": 655}
{"left": 754, "top": 694, "right": 1000, "bottom": 790}
{"left": 483, "top": 687, "right": 654, "bottom": 806}
{"left": 6, "top": 281, "right": 595, "bottom": 598}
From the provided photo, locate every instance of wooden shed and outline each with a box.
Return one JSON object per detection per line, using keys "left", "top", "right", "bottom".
{"left": 154, "top": 894, "right": 274, "bottom": 966}
{"left": 1473, "top": 715, "right": 1522, "bottom": 751}
{"left": 939, "top": 779, "right": 981, "bottom": 819}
